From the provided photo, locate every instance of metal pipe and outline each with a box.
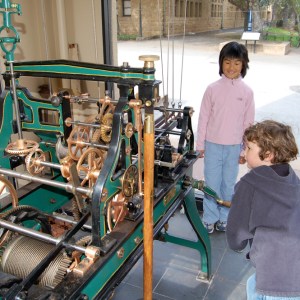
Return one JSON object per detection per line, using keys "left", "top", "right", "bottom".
{"left": 143, "top": 99, "right": 155, "bottom": 300}
{"left": 38, "top": 160, "right": 62, "bottom": 169}
{"left": 155, "top": 128, "right": 181, "bottom": 136}
{"left": 9, "top": 62, "right": 23, "bottom": 140}
{"left": 0, "top": 218, "right": 87, "bottom": 253}
{"left": 154, "top": 144, "right": 173, "bottom": 150}
{"left": 65, "top": 95, "right": 119, "bottom": 105}
{"left": 132, "top": 155, "right": 178, "bottom": 168}
{"left": 56, "top": 0, "right": 70, "bottom": 89}
{"left": 129, "top": 100, "right": 143, "bottom": 195}
{"left": 65, "top": 119, "right": 102, "bottom": 128}
{"left": 50, "top": 212, "right": 92, "bottom": 230}
{"left": 69, "top": 140, "right": 109, "bottom": 150}
{"left": 0, "top": 168, "right": 92, "bottom": 197}
{"left": 154, "top": 160, "right": 176, "bottom": 168}
{"left": 139, "top": 0, "right": 142, "bottom": 38}
{"left": 101, "top": 0, "right": 113, "bottom": 95}
{"left": 154, "top": 106, "right": 184, "bottom": 113}
{"left": 137, "top": 107, "right": 143, "bottom": 195}
{"left": 40, "top": 141, "right": 56, "bottom": 147}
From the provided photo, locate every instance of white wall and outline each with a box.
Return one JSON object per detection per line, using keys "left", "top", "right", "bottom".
{"left": 0, "top": 0, "right": 118, "bottom": 121}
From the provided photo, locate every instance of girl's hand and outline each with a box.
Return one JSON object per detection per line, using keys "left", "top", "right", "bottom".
{"left": 239, "top": 155, "right": 246, "bottom": 164}
{"left": 198, "top": 150, "right": 205, "bottom": 158}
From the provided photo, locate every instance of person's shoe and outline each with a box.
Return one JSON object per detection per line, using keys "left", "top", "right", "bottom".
{"left": 203, "top": 222, "right": 214, "bottom": 234}
{"left": 215, "top": 221, "right": 227, "bottom": 232}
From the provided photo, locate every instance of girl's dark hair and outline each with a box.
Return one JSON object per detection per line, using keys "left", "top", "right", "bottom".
{"left": 219, "top": 41, "right": 249, "bottom": 78}
{"left": 244, "top": 120, "right": 299, "bottom": 164}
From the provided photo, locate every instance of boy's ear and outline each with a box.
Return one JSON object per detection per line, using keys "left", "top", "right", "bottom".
{"left": 264, "top": 151, "right": 274, "bottom": 162}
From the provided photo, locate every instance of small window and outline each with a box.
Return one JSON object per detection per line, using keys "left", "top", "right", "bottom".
{"left": 38, "top": 108, "right": 60, "bottom": 126}
{"left": 123, "top": 0, "right": 131, "bottom": 16}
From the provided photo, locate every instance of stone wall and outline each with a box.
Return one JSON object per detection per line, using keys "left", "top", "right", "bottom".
{"left": 117, "top": 0, "right": 245, "bottom": 38}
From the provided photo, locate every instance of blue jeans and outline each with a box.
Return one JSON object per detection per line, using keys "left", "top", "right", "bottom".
{"left": 247, "top": 273, "right": 300, "bottom": 300}
{"left": 202, "top": 141, "right": 240, "bottom": 224}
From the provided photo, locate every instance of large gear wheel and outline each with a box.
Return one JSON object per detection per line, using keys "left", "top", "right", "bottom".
{"left": 76, "top": 148, "right": 104, "bottom": 188}
{"left": 97, "top": 101, "right": 115, "bottom": 123}
{"left": 5, "top": 139, "right": 39, "bottom": 156}
{"left": 106, "top": 193, "right": 128, "bottom": 232}
{"left": 100, "top": 113, "right": 113, "bottom": 143}
{"left": 25, "top": 149, "right": 46, "bottom": 175}
{"left": 67, "top": 126, "right": 90, "bottom": 161}
{"left": 122, "top": 165, "right": 138, "bottom": 198}
{"left": 90, "top": 128, "right": 108, "bottom": 160}
{"left": 0, "top": 176, "right": 19, "bottom": 247}
{"left": 0, "top": 176, "right": 18, "bottom": 212}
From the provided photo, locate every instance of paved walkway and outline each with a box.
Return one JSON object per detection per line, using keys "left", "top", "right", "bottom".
{"left": 118, "top": 28, "right": 300, "bottom": 177}
{"left": 114, "top": 30, "right": 300, "bottom": 299}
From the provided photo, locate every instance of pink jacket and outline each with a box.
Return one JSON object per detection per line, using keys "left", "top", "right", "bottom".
{"left": 196, "top": 75, "right": 255, "bottom": 150}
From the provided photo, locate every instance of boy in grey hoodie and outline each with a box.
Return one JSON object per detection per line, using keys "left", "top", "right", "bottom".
{"left": 226, "top": 120, "right": 300, "bottom": 299}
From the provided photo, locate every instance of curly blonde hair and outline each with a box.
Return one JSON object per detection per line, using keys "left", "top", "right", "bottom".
{"left": 244, "top": 120, "right": 298, "bottom": 164}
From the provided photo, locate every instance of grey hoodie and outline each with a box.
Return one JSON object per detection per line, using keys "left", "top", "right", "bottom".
{"left": 226, "top": 164, "right": 300, "bottom": 297}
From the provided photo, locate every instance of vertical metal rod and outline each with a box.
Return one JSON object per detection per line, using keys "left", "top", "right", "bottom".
{"left": 56, "top": 0, "right": 71, "bottom": 90}
{"left": 129, "top": 100, "right": 143, "bottom": 195}
{"left": 137, "top": 107, "right": 143, "bottom": 195}
{"left": 9, "top": 62, "right": 23, "bottom": 139}
{"left": 143, "top": 100, "right": 154, "bottom": 300}
{"left": 101, "top": 0, "right": 113, "bottom": 95}
{"left": 139, "top": 0, "right": 143, "bottom": 37}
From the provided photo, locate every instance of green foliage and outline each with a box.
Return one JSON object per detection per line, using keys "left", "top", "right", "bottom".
{"left": 228, "top": 0, "right": 271, "bottom": 10}
{"left": 263, "top": 26, "right": 300, "bottom": 47}
{"left": 228, "top": 0, "right": 300, "bottom": 33}
{"left": 266, "top": 27, "right": 292, "bottom": 34}
{"left": 117, "top": 34, "right": 138, "bottom": 41}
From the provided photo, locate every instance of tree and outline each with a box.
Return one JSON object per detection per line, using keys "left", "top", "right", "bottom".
{"left": 228, "top": 0, "right": 269, "bottom": 31}
{"left": 290, "top": 0, "right": 300, "bottom": 31}
{"left": 229, "top": 0, "right": 300, "bottom": 31}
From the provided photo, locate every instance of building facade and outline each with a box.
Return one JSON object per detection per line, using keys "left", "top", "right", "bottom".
{"left": 117, "top": 0, "right": 245, "bottom": 38}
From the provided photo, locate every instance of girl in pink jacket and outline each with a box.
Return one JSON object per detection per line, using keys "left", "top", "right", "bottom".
{"left": 196, "top": 41, "right": 255, "bottom": 233}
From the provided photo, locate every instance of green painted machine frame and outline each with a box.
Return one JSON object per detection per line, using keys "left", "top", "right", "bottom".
{"left": 0, "top": 60, "right": 211, "bottom": 300}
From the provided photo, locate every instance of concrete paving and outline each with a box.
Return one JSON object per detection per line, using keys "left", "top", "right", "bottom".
{"left": 114, "top": 29, "right": 300, "bottom": 299}
{"left": 117, "top": 28, "right": 300, "bottom": 178}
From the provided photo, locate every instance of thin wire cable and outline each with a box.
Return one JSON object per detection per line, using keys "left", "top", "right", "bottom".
{"left": 157, "top": 0, "right": 165, "bottom": 97}
{"left": 91, "top": 0, "right": 99, "bottom": 64}
{"left": 166, "top": 0, "right": 171, "bottom": 100}
{"left": 171, "top": 0, "right": 175, "bottom": 107}
{"left": 41, "top": 0, "right": 52, "bottom": 95}
{"left": 91, "top": 0, "right": 101, "bottom": 98}
{"left": 179, "top": 0, "right": 188, "bottom": 108}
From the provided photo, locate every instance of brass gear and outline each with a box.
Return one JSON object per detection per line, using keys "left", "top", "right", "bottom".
{"left": 25, "top": 149, "right": 46, "bottom": 175}
{"left": 60, "top": 156, "right": 74, "bottom": 179}
{"left": 106, "top": 193, "right": 128, "bottom": 232}
{"left": 91, "top": 128, "right": 108, "bottom": 159}
{"left": 76, "top": 148, "right": 104, "bottom": 188}
{"left": 0, "top": 175, "right": 18, "bottom": 212}
{"left": 100, "top": 113, "right": 113, "bottom": 143}
{"left": 67, "top": 126, "right": 90, "bottom": 161}
{"left": 91, "top": 128, "right": 102, "bottom": 143}
{"left": 0, "top": 176, "right": 19, "bottom": 247}
{"left": 5, "top": 139, "right": 39, "bottom": 156}
{"left": 125, "top": 123, "right": 134, "bottom": 138}
{"left": 122, "top": 165, "right": 138, "bottom": 198}
{"left": 97, "top": 102, "right": 115, "bottom": 123}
